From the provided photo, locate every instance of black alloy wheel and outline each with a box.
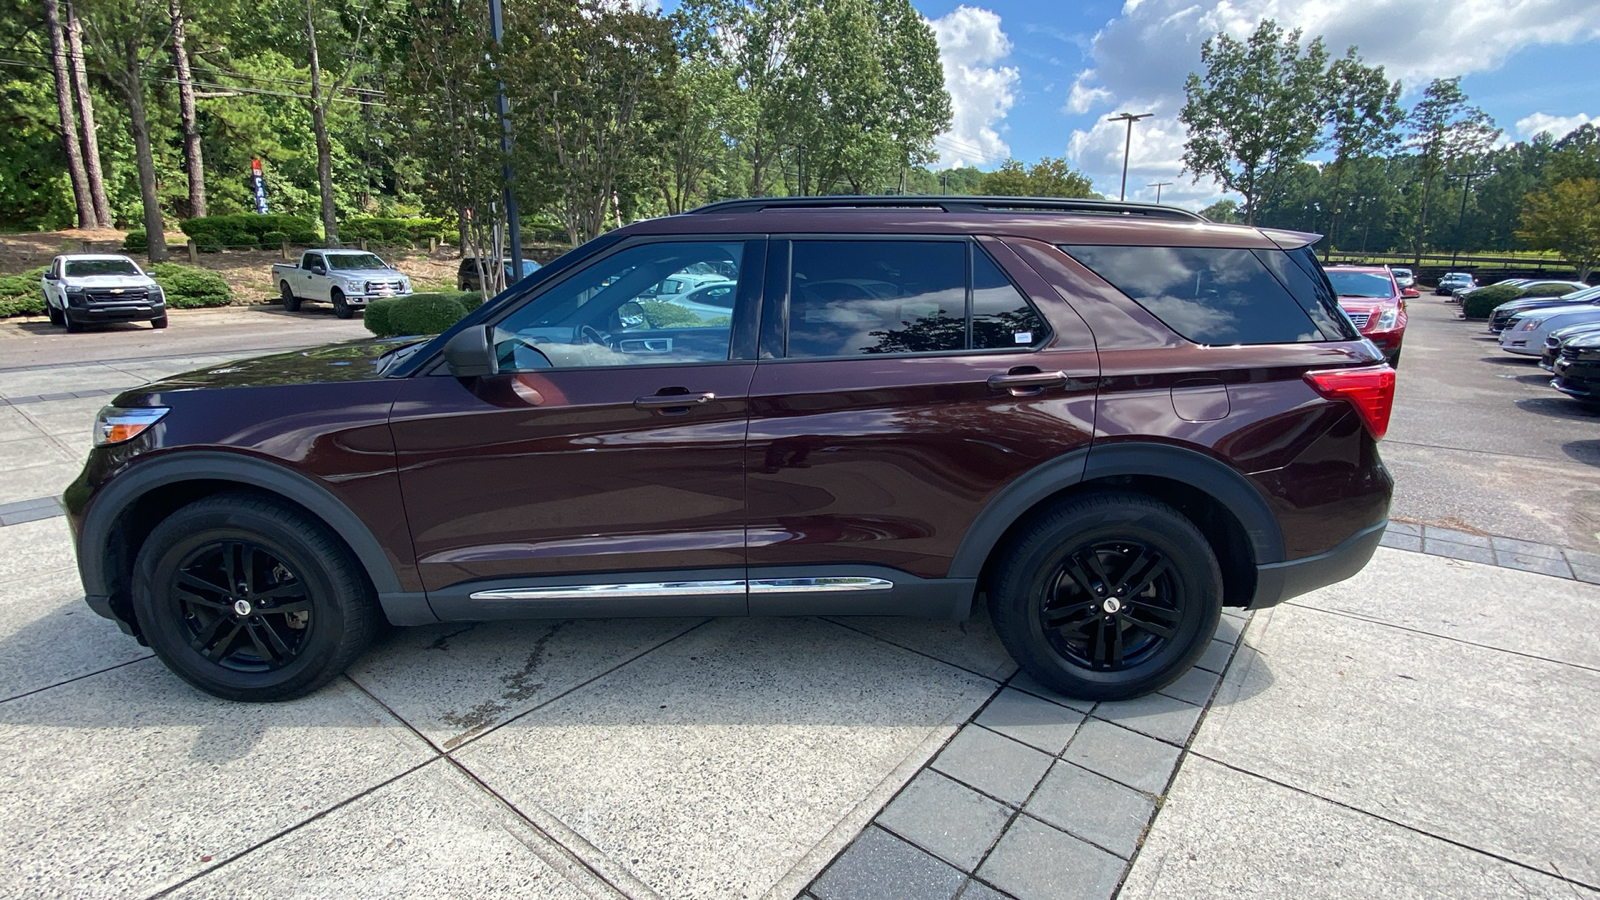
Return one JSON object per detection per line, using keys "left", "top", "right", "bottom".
{"left": 989, "top": 492, "right": 1222, "bottom": 701}
{"left": 172, "top": 539, "right": 313, "bottom": 672}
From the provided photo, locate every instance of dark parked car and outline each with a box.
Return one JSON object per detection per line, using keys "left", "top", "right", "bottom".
{"left": 66, "top": 196, "right": 1394, "bottom": 704}
{"left": 458, "top": 256, "right": 542, "bottom": 291}
{"left": 1541, "top": 321, "right": 1600, "bottom": 371}
{"left": 1436, "top": 272, "right": 1476, "bottom": 295}
{"left": 1488, "top": 285, "right": 1600, "bottom": 334}
{"left": 1552, "top": 330, "right": 1600, "bottom": 401}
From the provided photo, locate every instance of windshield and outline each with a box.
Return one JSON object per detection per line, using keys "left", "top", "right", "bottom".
{"left": 65, "top": 259, "right": 141, "bottom": 277}
{"left": 327, "top": 253, "right": 388, "bottom": 270}
{"left": 1327, "top": 271, "right": 1394, "bottom": 298}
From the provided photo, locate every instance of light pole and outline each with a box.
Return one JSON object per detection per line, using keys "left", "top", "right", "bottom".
{"left": 1147, "top": 181, "right": 1172, "bottom": 204}
{"left": 1451, "top": 170, "right": 1490, "bottom": 268}
{"left": 489, "top": 0, "right": 522, "bottom": 282}
{"left": 1107, "top": 112, "right": 1152, "bottom": 201}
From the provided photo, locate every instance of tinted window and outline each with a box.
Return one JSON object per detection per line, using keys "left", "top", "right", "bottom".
{"left": 302, "top": 254, "right": 320, "bottom": 270}
{"left": 492, "top": 240, "right": 744, "bottom": 370}
{"left": 327, "top": 253, "right": 388, "bottom": 270}
{"left": 65, "top": 259, "right": 141, "bottom": 277}
{"left": 1325, "top": 271, "right": 1395, "bottom": 298}
{"left": 1063, "top": 245, "right": 1323, "bottom": 345}
{"left": 787, "top": 241, "right": 966, "bottom": 357}
{"left": 1268, "top": 247, "right": 1359, "bottom": 340}
{"left": 972, "top": 248, "right": 1048, "bottom": 349}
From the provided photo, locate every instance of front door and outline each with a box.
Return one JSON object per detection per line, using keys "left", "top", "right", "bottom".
{"left": 390, "top": 238, "right": 765, "bottom": 619}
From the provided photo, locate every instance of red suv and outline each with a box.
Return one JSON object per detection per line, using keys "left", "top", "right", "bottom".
{"left": 1325, "top": 265, "right": 1408, "bottom": 365}
{"left": 65, "top": 197, "right": 1394, "bottom": 703}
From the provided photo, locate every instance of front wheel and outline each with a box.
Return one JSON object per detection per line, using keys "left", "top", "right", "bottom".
{"left": 151, "top": 315, "right": 168, "bottom": 329}
{"left": 989, "top": 492, "right": 1223, "bottom": 701}
{"left": 48, "top": 302, "right": 63, "bottom": 326}
{"left": 132, "top": 492, "right": 382, "bottom": 701}
{"left": 331, "top": 289, "right": 353, "bottom": 319}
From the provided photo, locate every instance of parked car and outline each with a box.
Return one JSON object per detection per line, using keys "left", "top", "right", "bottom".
{"left": 1551, "top": 329, "right": 1600, "bottom": 402}
{"left": 66, "top": 196, "right": 1393, "bottom": 704}
{"left": 1499, "top": 302, "right": 1600, "bottom": 356}
{"left": 1390, "top": 267, "right": 1415, "bottom": 290}
{"left": 457, "top": 257, "right": 543, "bottom": 292}
{"left": 1326, "top": 266, "right": 1407, "bottom": 364}
{"left": 1436, "top": 272, "right": 1476, "bottom": 295}
{"left": 272, "top": 250, "right": 412, "bottom": 319}
{"left": 39, "top": 254, "right": 167, "bottom": 332}
{"left": 1539, "top": 321, "right": 1600, "bottom": 371}
{"left": 1489, "top": 285, "right": 1600, "bottom": 333}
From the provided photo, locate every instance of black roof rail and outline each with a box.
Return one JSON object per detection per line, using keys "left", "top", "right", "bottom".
{"left": 686, "top": 194, "right": 1208, "bottom": 223}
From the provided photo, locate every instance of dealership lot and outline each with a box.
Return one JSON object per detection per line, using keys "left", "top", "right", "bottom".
{"left": 1, "top": 299, "right": 1597, "bottom": 899}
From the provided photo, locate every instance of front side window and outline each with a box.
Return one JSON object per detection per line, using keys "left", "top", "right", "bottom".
{"left": 492, "top": 240, "right": 744, "bottom": 371}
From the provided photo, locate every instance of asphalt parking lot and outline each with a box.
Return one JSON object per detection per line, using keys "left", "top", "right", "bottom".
{"left": 1, "top": 299, "right": 1597, "bottom": 899}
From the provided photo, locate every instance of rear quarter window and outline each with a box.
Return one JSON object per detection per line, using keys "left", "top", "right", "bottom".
{"left": 1062, "top": 245, "right": 1341, "bottom": 345}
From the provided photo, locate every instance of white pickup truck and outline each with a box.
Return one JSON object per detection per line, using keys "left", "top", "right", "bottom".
{"left": 40, "top": 254, "right": 167, "bottom": 332}
{"left": 272, "top": 249, "right": 412, "bottom": 319}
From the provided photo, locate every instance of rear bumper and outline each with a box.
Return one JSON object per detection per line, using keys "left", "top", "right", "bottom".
{"left": 1247, "top": 520, "right": 1386, "bottom": 609}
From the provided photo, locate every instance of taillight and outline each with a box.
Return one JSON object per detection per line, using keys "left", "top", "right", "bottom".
{"left": 1303, "top": 365, "right": 1395, "bottom": 440}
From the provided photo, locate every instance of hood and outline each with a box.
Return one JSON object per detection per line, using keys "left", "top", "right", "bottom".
{"left": 325, "top": 268, "right": 405, "bottom": 279}
{"left": 1565, "top": 330, "right": 1600, "bottom": 350}
{"left": 1337, "top": 298, "right": 1393, "bottom": 313}
{"left": 116, "top": 339, "right": 411, "bottom": 403}
{"left": 63, "top": 274, "right": 158, "bottom": 289}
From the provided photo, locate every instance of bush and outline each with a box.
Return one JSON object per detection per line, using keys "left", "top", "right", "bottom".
{"left": 260, "top": 230, "right": 289, "bottom": 250}
{"left": 363, "top": 291, "right": 477, "bottom": 337}
{"left": 179, "top": 214, "right": 319, "bottom": 250}
{"left": 122, "top": 231, "right": 148, "bottom": 253}
{"left": 1461, "top": 284, "right": 1527, "bottom": 319}
{"left": 196, "top": 239, "right": 222, "bottom": 254}
{"left": 341, "top": 216, "right": 450, "bottom": 246}
{"left": 0, "top": 268, "right": 47, "bottom": 317}
{"left": 639, "top": 299, "right": 702, "bottom": 329}
{"left": 1523, "top": 283, "right": 1579, "bottom": 298}
{"left": 148, "top": 263, "right": 233, "bottom": 308}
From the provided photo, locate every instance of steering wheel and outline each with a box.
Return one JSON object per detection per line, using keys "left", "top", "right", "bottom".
{"left": 578, "top": 324, "right": 609, "bottom": 347}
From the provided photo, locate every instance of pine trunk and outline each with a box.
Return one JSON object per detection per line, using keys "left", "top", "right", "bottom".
{"left": 169, "top": 0, "right": 206, "bottom": 218}
{"left": 67, "top": 2, "right": 112, "bottom": 227}
{"left": 43, "top": 0, "right": 96, "bottom": 229}
{"left": 305, "top": 1, "right": 339, "bottom": 246}
{"left": 122, "top": 46, "right": 168, "bottom": 262}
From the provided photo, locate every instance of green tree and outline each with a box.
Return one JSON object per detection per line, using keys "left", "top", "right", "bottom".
{"left": 979, "top": 157, "right": 1098, "bottom": 197}
{"left": 1200, "top": 198, "right": 1241, "bottom": 223}
{"left": 1180, "top": 20, "right": 1329, "bottom": 224}
{"left": 1548, "top": 124, "right": 1600, "bottom": 183}
{"left": 1519, "top": 178, "right": 1600, "bottom": 279}
{"left": 1404, "top": 77, "right": 1499, "bottom": 266}
{"left": 1321, "top": 49, "right": 1402, "bottom": 256}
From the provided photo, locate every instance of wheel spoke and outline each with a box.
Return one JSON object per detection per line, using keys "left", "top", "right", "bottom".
{"left": 178, "top": 572, "right": 230, "bottom": 598}
{"left": 258, "top": 599, "right": 310, "bottom": 616}
{"left": 1124, "top": 558, "right": 1171, "bottom": 600}
{"left": 1043, "top": 600, "right": 1097, "bottom": 629}
{"left": 1061, "top": 555, "right": 1100, "bottom": 599}
{"left": 1110, "top": 618, "right": 1125, "bottom": 667}
{"left": 242, "top": 544, "right": 257, "bottom": 594}
{"left": 1124, "top": 599, "right": 1182, "bottom": 623}
{"left": 1110, "top": 548, "right": 1158, "bottom": 596}
{"left": 176, "top": 589, "right": 230, "bottom": 611}
{"left": 254, "top": 621, "right": 293, "bottom": 659}
{"left": 223, "top": 542, "right": 240, "bottom": 592}
{"left": 1082, "top": 552, "right": 1115, "bottom": 596}
{"left": 1125, "top": 614, "right": 1176, "bottom": 640}
{"left": 188, "top": 614, "right": 229, "bottom": 652}
{"left": 253, "top": 584, "right": 306, "bottom": 601}
{"left": 200, "top": 622, "right": 243, "bottom": 661}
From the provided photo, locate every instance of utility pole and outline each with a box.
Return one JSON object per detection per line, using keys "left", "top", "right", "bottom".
{"left": 1147, "top": 181, "right": 1172, "bottom": 204}
{"left": 1107, "top": 112, "right": 1152, "bottom": 201}
{"left": 489, "top": 0, "right": 522, "bottom": 282}
{"left": 1450, "top": 170, "right": 1490, "bottom": 268}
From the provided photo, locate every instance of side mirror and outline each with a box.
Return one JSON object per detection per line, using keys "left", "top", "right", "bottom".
{"left": 43, "top": 272, "right": 57, "bottom": 281}
{"left": 442, "top": 324, "right": 499, "bottom": 377}
{"left": 617, "top": 301, "right": 647, "bottom": 330}
{"left": 311, "top": 265, "right": 326, "bottom": 275}
{"left": 1402, "top": 287, "right": 1419, "bottom": 298}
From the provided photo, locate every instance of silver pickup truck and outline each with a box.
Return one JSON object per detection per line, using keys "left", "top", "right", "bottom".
{"left": 272, "top": 249, "right": 412, "bottom": 319}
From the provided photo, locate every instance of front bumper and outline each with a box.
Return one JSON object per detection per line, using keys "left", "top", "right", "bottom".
{"left": 1248, "top": 520, "right": 1386, "bottom": 609}
{"left": 1499, "top": 332, "right": 1543, "bottom": 355}
{"left": 1552, "top": 357, "right": 1600, "bottom": 400}
{"left": 72, "top": 301, "right": 166, "bottom": 322}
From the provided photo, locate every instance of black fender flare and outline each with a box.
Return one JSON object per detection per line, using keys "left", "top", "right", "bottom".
{"left": 948, "top": 442, "right": 1284, "bottom": 581}
{"left": 79, "top": 450, "right": 410, "bottom": 608}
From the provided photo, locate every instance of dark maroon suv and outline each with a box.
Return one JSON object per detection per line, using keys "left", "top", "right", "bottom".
{"left": 65, "top": 197, "right": 1394, "bottom": 703}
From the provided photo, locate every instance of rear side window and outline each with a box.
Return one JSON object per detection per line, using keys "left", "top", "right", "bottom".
{"left": 784, "top": 241, "right": 1049, "bottom": 358}
{"left": 1266, "top": 248, "right": 1359, "bottom": 341}
{"left": 1062, "top": 245, "right": 1332, "bottom": 345}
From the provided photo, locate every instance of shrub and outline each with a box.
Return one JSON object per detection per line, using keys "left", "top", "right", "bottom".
{"left": 341, "top": 216, "right": 450, "bottom": 246}
{"left": 219, "top": 227, "right": 254, "bottom": 250}
{"left": 260, "top": 230, "right": 289, "bottom": 250}
{"left": 0, "top": 268, "right": 48, "bottom": 317}
{"left": 179, "top": 214, "right": 319, "bottom": 249}
{"left": 148, "top": 263, "right": 233, "bottom": 308}
{"left": 122, "top": 231, "right": 148, "bottom": 253}
{"left": 639, "top": 299, "right": 702, "bottom": 329}
{"left": 1523, "top": 283, "right": 1579, "bottom": 298}
{"left": 196, "top": 239, "right": 222, "bottom": 254}
{"left": 1461, "top": 284, "right": 1527, "bottom": 319}
{"left": 363, "top": 291, "right": 477, "bottom": 337}
{"left": 362, "top": 298, "right": 397, "bottom": 336}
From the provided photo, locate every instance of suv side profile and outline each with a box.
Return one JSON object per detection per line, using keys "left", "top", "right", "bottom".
{"left": 66, "top": 197, "right": 1394, "bottom": 703}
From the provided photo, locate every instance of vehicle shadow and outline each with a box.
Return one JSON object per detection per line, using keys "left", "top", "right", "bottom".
{"left": 1514, "top": 395, "right": 1600, "bottom": 421}
{"left": 1562, "top": 440, "right": 1600, "bottom": 467}
{"left": 10, "top": 320, "right": 151, "bottom": 335}
{"left": 245, "top": 303, "right": 344, "bottom": 319}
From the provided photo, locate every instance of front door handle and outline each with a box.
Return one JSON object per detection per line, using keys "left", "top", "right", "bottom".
{"left": 987, "top": 370, "right": 1067, "bottom": 396}
{"left": 634, "top": 391, "right": 715, "bottom": 412}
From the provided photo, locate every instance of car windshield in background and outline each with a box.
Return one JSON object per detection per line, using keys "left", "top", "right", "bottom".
{"left": 327, "top": 253, "right": 388, "bottom": 270}
{"left": 1327, "top": 271, "right": 1394, "bottom": 298}
{"left": 65, "top": 260, "right": 140, "bottom": 277}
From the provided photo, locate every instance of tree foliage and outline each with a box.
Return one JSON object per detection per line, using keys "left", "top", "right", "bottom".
{"left": 979, "top": 158, "right": 1099, "bottom": 198}
{"left": 1519, "top": 178, "right": 1600, "bottom": 280}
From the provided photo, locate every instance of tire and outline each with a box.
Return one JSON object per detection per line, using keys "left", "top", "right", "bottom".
{"left": 1388, "top": 348, "right": 1401, "bottom": 367}
{"left": 47, "top": 302, "right": 63, "bottom": 326}
{"left": 331, "top": 288, "right": 353, "bottom": 319}
{"left": 279, "top": 281, "right": 301, "bottom": 312}
{"left": 65, "top": 312, "right": 83, "bottom": 333}
{"left": 988, "top": 492, "right": 1223, "bottom": 701}
{"left": 151, "top": 315, "right": 168, "bottom": 329}
{"left": 131, "top": 491, "right": 382, "bottom": 702}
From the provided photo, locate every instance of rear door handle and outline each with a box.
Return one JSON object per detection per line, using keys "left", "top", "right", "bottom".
{"left": 634, "top": 391, "right": 715, "bottom": 411}
{"left": 987, "top": 371, "right": 1067, "bottom": 395}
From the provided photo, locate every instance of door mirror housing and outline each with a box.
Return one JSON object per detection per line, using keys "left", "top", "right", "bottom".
{"left": 311, "top": 265, "right": 326, "bottom": 276}
{"left": 616, "top": 301, "right": 647, "bottom": 330}
{"left": 442, "top": 325, "right": 500, "bottom": 377}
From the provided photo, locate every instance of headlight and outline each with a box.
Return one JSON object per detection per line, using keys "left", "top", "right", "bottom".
{"left": 93, "top": 406, "right": 168, "bottom": 446}
{"left": 1376, "top": 308, "right": 1399, "bottom": 329}
{"left": 1520, "top": 317, "right": 1541, "bottom": 330}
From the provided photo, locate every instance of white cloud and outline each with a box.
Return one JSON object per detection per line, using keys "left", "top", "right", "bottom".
{"left": 1064, "top": 0, "right": 1600, "bottom": 207}
{"left": 1516, "top": 111, "right": 1594, "bottom": 140}
{"left": 929, "top": 6, "right": 1020, "bottom": 168}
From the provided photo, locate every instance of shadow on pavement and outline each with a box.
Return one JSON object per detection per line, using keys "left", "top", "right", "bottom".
{"left": 1562, "top": 440, "right": 1600, "bottom": 467}
{"left": 1514, "top": 395, "right": 1600, "bottom": 421}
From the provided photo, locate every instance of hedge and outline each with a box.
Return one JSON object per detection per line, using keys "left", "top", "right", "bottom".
{"left": 341, "top": 216, "right": 451, "bottom": 246}
{"left": 148, "top": 263, "right": 233, "bottom": 308}
{"left": 179, "top": 214, "right": 320, "bottom": 250}
{"left": 1522, "top": 283, "right": 1579, "bottom": 298}
{"left": 0, "top": 268, "right": 47, "bottom": 317}
{"left": 363, "top": 291, "right": 479, "bottom": 337}
{"left": 1461, "top": 284, "right": 1528, "bottom": 319}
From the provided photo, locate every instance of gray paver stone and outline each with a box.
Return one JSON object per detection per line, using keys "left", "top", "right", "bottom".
{"left": 811, "top": 827, "right": 966, "bottom": 900}
{"left": 975, "top": 688, "right": 1085, "bottom": 754}
{"left": 931, "top": 725, "right": 1053, "bottom": 805}
{"left": 1212, "top": 614, "right": 1245, "bottom": 645}
{"left": 1495, "top": 552, "right": 1572, "bottom": 578}
{"left": 1062, "top": 719, "right": 1182, "bottom": 794}
{"left": 1092, "top": 692, "right": 1202, "bottom": 746}
{"left": 977, "top": 816, "right": 1124, "bottom": 900}
{"left": 1422, "top": 525, "right": 1490, "bottom": 547}
{"left": 1004, "top": 671, "right": 1094, "bottom": 712}
{"left": 1024, "top": 762, "right": 1155, "bottom": 858}
{"left": 1385, "top": 521, "right": 1422, "bottom": 537}
{"left": 877, "top": 770, "right": 1014, "bottom": 872}
{"left": 956, "top": 881, "right": 1012, "bottom": 900}
{"left": 1489, "top": 536, "right": 1563, "bottom": 560}
{"left": 1378, "top": 532, "right": 1422, "bottom": 552}
{"left": 1194, "top": 639, "right": 1233, "bottom": 674}
{"left": 1157, "top": 665, "right": 1220, "bottom": 706}
{"left": 1423, "top": 539, "right": 1495, "bottom": 564}
{"left": 1564, "top": 548, "right": 1600, "bottom": 569}
{"left": 1571, "top": 563, "right": 1600, "bottom": 585}
{"left": 0, "top": 505, "right": 63, "bottom": 526}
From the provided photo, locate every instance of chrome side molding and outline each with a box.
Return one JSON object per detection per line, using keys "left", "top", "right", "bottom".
{"left": 469, "top": 576, "right": 893, "bottom": 601}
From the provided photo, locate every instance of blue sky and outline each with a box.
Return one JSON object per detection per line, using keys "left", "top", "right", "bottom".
{"left": 910, "top": 0, "right": 1600, "bottom": 208}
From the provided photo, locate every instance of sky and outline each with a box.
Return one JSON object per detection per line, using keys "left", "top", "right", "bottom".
{"left": 914, "top": 0, "right": 1600, "bottom": 208}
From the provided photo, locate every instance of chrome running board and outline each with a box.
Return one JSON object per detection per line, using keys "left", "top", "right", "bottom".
{"left": 470, "top": 576, "right": 893, "bottom": 602}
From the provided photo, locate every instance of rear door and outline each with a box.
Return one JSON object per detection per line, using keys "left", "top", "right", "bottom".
{"left": 744, "top": 235, "right": 1098, "bottom": 614}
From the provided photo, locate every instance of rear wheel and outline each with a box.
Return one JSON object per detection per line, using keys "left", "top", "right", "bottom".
{"left": 989, "top": 492, "right": 1222, "bottom": 701}
{"left": 132, "top": 492, "right": 381, "bottom": 701}
{"left": 331, "top": 288, "right": 353, "bottom": 319}
{"left": 279, "top": 281, "right": 301, "bottom": 312}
